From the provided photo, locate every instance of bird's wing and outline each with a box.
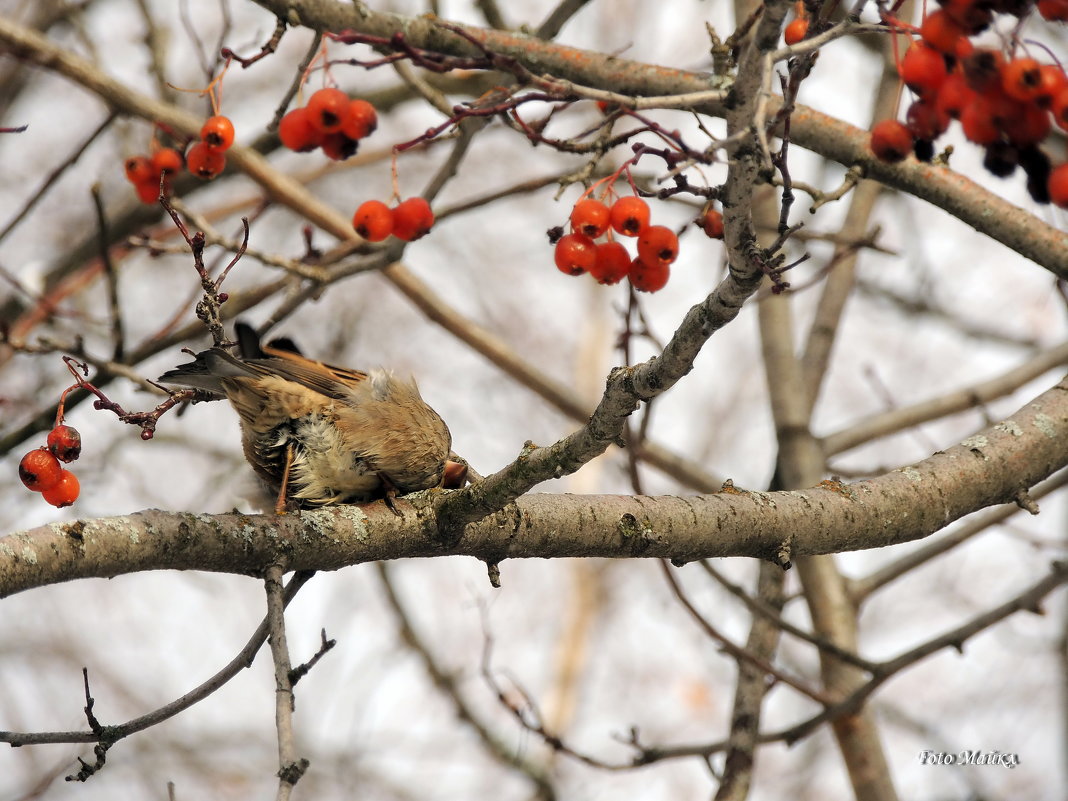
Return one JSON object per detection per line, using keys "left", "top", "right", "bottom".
{"left": 245, "top": 349, "right": 369, "bottom": 400}
{"left": 234, "top": 321, "right": 369, "bottom": 400}
{"left": 157, "top": 347, "right": 257, "bottom": 394}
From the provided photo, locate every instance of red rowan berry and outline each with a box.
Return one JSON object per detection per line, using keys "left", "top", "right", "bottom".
{"left": 953, "top": 36, "right": 975, "bottom": 61}
{"left": 151, "top": 147, "right": 183, "bottom": 176}
{"left": 637, "top": 225, "right": 680, "bottom": 267}
{"left": 19, "top": 448, "right": 63, "bottom": 492}
{"left": 391, "top": 197, "right": 435, "bottom": 241}
{"left": 353, "top": 200, "right": 394, "bottom": 242}
{"left": 906, "top": 99, "right": 950, "bottom": 140}
{"left": 278, "top": 107, "right": 323, "bottom": 152}
{"left": 1035, "top": 65, "right": 1068, "bottom": 108}
{"left": 920, "top": 10, "right": 966, "bottom": 54}
{"left": 320, "top": 132, "right": 359, "bottom": 161}
{"left": 47, "top": 425, "right": 82, "bottom": 462}
{"left": 124, "top": 156, "right": 154, "bottom": 184}
{"left": 900, "top": 43, "right": 948, "bottom": 98}
{"left": 962, "top": 49, "right": 1005, "bottom": 93}
{"left": 1004, "top": 103, "right": 1051, "bottom": 146}
{"left": 554, "top": 233, "right": 597, "bottom": 275}
{"left": 697, "top": 208, "right": 724, "bottom": 239}
{"left": 1049, "top": 163, "right": 1068, "bottom": 208}
{"left": 589, "top": 241, "right": 631, "bottom": 284}
{"left": 1001, "top": 58, "right": 1044, "bottom": 103}
{"left": 133, "top": 179, "right": 161, "bottom": 204}
{"left": 341, "top": 99, "right": 378, "bottom": 140}
{"left": 629, "top": 258, "right": 670, "bottom": 293}
{"left": 609, "top": 196, "right": 650, "bottom": 237}
{"left": 1053, "top": 88, "right": 1068, "bottom": 131}
{"left": 186, "top": 141, "right": 226, "bottom": 179}
{"left": 869, "top": 119, "right": 913, "bottom": 162}
{"left": 41, "top": 469, "right": 79, "bottom": 508}
{"left": 570, "top": 198, "right": 610, "bottom": 238}
{"left": 306, "top": 88, "right": 350, "bottom": 133}
{"left": 1038, "top": 0, "right": 1068, "bottom": 20}
{"left": 959, "top": 97, "right": 1000, "bottom": 144}
{"left": 200, "top": 115, "right": 235, "bottom": 150}
{"left": 784, "top": 18, "right": 809, "bottom": 45}
{"left": 1042, "top": 161, "right": 1068, "bottom": 207}
{"left": 935, "top": 72, "right": 975, "bottom": 119}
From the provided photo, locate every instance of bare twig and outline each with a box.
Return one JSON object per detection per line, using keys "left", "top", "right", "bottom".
{"left": 222, "top": 16, "right": 287, "bottom": 68}
{"left": 267, "top": 31, "right": 322, "bottom": 131}
{"left": 90, "top": 184, "right": 125, "bottom": 362}
{"left": 264, "top": 564, "right": 309, "bottom": 799}
{"left": 660, "top": 561, "right": 831, "bottom": 704}
{"left": 770, "top": 561, "right": 1068, "bottom": 744}
{"left": 377, "top": 564, "right": 557, "bottom": 797}
{"left": 700, "top": 561, "right": 879, "bottom": 672}
{"left": 0, "top": 113, "right": 115, "bottom": 247}
{"left": 823, "top": 342, "right": 1068, "bottom": 456}
{"left": 0, "top": 572, "right": 315, "bottom": 748}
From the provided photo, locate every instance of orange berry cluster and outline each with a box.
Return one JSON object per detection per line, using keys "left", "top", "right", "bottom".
{"left": 279, "top": 88, "right": 378, "bottom": 160}
{"left": 123, "top": 148, "right": 183, "bottom": 204}
{"left": 352, "top": 197, "right": 435, "bottom": 242}
{"left": 553, "top": 196, "right": 723, "bottom": 293}
{"left": 18, "top": 424, "right": 82, "bottom": 508}
{"left": 869, "top": 0, "right": 1068, "bottom": 207}
{"left": 186, "top": 115, "right": 235, "bottom": 180}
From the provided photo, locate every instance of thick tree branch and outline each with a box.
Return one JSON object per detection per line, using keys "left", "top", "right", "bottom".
{"left": 3, "top": 374, "right": 1066, "bottom": 597}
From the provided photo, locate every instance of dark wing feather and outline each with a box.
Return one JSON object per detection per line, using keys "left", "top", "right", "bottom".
{"left": 157, "top": 348, "right": 258, "bottom": 395}
{"left": 159, "top": 322, "right": 368, "bottom": 400}
{"left": 236, "top": 350, "right": 366, "bottom": 400}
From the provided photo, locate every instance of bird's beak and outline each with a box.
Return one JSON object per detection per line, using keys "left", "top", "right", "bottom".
{"left": 442, "top": 460, "right": 469, "bottom": 489}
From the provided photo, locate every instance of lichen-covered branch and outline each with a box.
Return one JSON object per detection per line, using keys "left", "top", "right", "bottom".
{"left": 3, "top": 374, "right": 1065, "bottom": 598}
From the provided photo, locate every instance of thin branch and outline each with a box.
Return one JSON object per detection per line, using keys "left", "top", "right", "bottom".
{"left": 376, "top": 563, "right": 556, "bottom": 798}
{"left": 0, "top": 571, "right": 315, "bottom": 746}
{"left": 661, "top": 561, "right": 831, "bottom": 705}
{"left": 536, "top": 0, "right": 591, "bottom": 40}
{"left": 267, "top": 31, "right": 322, "bottom": 131}
{"left": 222, "top": 16, "right": 287, "bottom": 68}
{"left": 90, "top": 184, "right": 125, "bottom": 362}
{"left": 823, "top": 343, "right": 1068, "bottom": 456}
{"left": 855, "top": 275, "right": 1044, "bottom": 350}
{"left": 0, "top": 112, "right": 115, "bottom": 247}
{"left": 700, "top": 561, "right": 880, "bottom": 673}
{"left": 768, "top": 561, "right": 1068, "bottom": 744}
{"left": 264, "top": 564, "right": 309, "bottom": 799}
{"left": 713, "top": 562, "right": 786, "bottom": 801}
{"left": 287, "top": 628, "right": 336, "bottom": 687}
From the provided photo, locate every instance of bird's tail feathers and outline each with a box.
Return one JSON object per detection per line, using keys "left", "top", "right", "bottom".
{"left": 157, "top": 348, "right": 257, "bottom": 393}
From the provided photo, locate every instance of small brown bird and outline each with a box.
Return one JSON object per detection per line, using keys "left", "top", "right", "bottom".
{"left": 159, "top": 323, "right": 452, "bottom": 513}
